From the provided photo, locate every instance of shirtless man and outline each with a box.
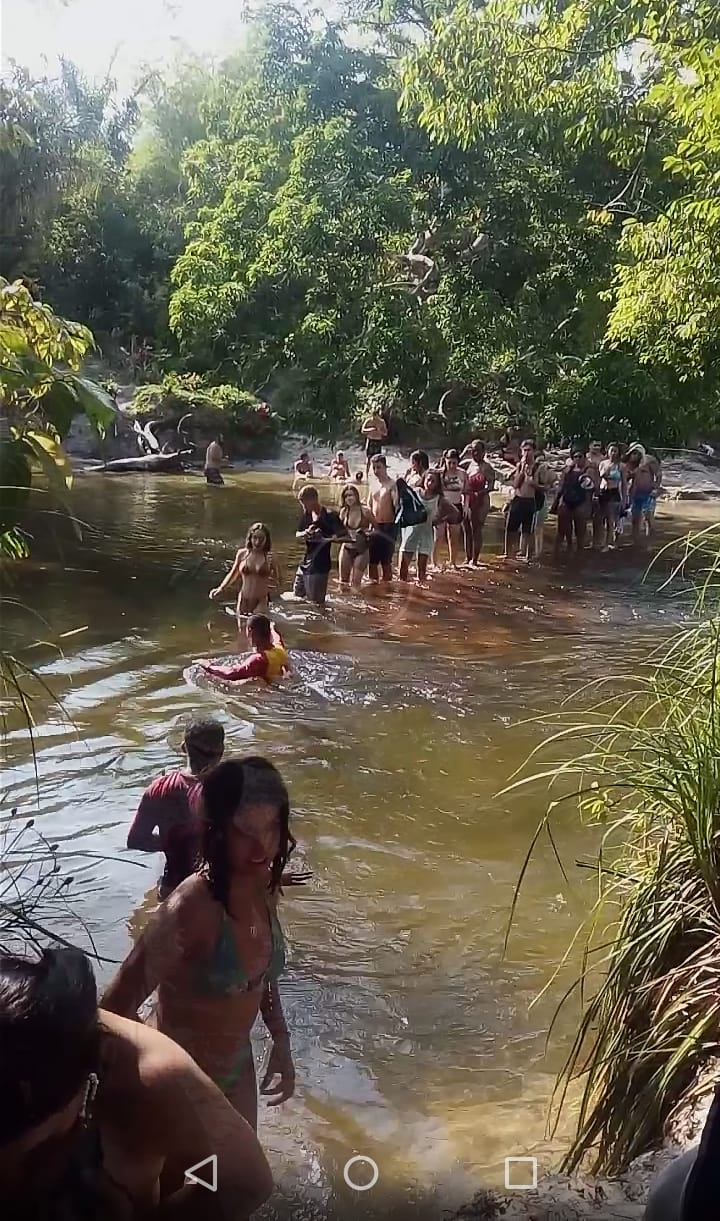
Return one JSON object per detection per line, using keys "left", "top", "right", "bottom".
{"left": 627, "top": 447, "right": 661, "bottom": 543}
{"left": 367, "top": 454, "right": 399, "bottom": 582}
{"left": 204, "top": 436, "right": 226, "bottom": 486}
{"left": 361, "top": 412, "right": 388, "bottom": 476}
{"left": 502, "top": 438, "right": 546, "bottom": 561}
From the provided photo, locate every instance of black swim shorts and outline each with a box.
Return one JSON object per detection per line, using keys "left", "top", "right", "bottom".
{"left": 365, "top": 438, "right": 383, "bottom": 459}
{"left": 506, "top": 497, "right": 535, "bottom": 534}
{"left": 368, "top": 525, "right": 397, "bottom": 567}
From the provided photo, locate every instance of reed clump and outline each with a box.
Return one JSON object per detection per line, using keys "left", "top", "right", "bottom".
{"left": 505, "top": 525, "right": 720, "bottom": 1174}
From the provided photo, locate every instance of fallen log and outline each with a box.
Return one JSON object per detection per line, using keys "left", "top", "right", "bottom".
{"left": 97, "top": 450, "right": 193, "bottom": 474}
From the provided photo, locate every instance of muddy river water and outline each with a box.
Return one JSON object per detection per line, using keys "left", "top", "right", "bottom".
{"left": 1, "top": 471, "right": 708, "bottom": 1218}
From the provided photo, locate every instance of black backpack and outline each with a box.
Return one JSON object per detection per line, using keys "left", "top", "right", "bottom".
{"left": 395, "top": 477, "right": 428, "bottom": 528}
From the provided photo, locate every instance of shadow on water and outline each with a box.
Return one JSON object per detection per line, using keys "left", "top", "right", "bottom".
{"left": 0, "top": 471, "right": 708, "bottom": 1213}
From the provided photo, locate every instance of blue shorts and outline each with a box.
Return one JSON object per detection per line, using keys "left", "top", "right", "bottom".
{"left": 632, "top": 494, "right": 654, "bottom": 516}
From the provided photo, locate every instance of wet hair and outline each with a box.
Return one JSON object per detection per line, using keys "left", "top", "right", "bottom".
{"left": 298, "top": 484, "right": 319, "bottom": 504}
{"left": 247, "top": 612, "right": 273, "bottom": 644}
{"left": 183, "top": 716, "right": 225, "bottom": 773}
{"left": 0, "top": 948, "right": 99, "bottom": 1145}
{"left": 245, "top": 521, "right": 272, "bottom": 552}
{"left": 201, "top": 758, "right": 295, "bottom": 902}
{"left": 410, "top": 450, "right": 429, "bottom": 473}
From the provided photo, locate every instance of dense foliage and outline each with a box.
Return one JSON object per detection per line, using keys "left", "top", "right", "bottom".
{"left": 0, "top": 277, "right": 115, "bottom": 556}
{"left": 2, "top": 0, "right": 720, "bottom": 441}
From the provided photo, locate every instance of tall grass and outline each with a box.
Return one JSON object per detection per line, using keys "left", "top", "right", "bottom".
{"left": 504, "top": 525, "right": 720, "bottom": 1174}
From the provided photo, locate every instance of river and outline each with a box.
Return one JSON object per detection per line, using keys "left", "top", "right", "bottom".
{"left": 0, "top": 471, "right": 706, "bottom": 1218}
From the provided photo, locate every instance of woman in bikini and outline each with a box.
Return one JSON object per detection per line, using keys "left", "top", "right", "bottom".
{"left": 597, "top": 442, "right": 626, "bottom": 550}
{"left": 434, "top": 449, "right": 467, "bottom": 569}
{"left": 461, "top": 441, "right": 496, "bottom": 565}
{"left": 102, "top": 756, "right": 296, "bottom": 1130}
{"left": 0, "top": 947, "right": 271, "bottom": 1220}
{"left": 209, "top": 523, "right": 279, "bottom": 617}
{"left": 338, "top": 484, "right": 373, "bottom": 588}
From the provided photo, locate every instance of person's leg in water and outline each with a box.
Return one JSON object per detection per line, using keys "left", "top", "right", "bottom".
{"left": 216, "top": 1044, "right": 258, "bottom": 1131}
{"left": 368, "top": 530, "right": 382, "bottom": 583}
{"left": 292, "top": 568, "right": 307, "bottom": 598}
{"left": 447, "top": 521, "right": 463, "bottom": 568}
{"left": 572, "top": 506, "right": 588, "bottom": 552}
{"left": 502, "top": 507, "right": 519, "bottom": 560}
{"left": 471, "top": 498, "right": 490, "bottom": 563}
{"left": 463, "top": 512, "right": 473, "bottom": 565}
{"left": 555, "top": 504, "right": 572, "bottom": 557}
{"left": 351, "top": 552, "right": 368, "bottom": 588}
{"left": 339, "top": 543, "right": 354, "bottom": 587}
{"left": 519, "top": 515, "right": 535, "bottom": 561}
{"left": 399, "top": 549, "right": 412, "bottom": 581}
{"left": 304, "top": 573, "right": 329, "bottom": 606}
{"left": 378, "top": 529, "right": 396, "bottom": 583}
{"left": 431, "top": 525, "right": 443, "bottom": 569}
{"left": 416, "top": 552, "right": 429, "bottom": 583}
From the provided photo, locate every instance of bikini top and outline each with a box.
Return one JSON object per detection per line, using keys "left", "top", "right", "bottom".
{"left": 195, "top": 902, "right": 286, "bottom": 997}
{"left": 240, "top": 551, "right": 271, "bottom": 579}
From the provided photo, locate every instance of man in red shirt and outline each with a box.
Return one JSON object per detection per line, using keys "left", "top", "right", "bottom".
{"left": 195, "top": 614, "right": 290, "bottom": 684}
{"left": 126, "top": 716, "right": 224, "bottom": 899}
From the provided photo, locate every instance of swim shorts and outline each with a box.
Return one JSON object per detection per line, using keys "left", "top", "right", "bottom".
{"left": 632, "top": 493, "right": 654, "bottom": 515}
{"left": 205, "top": 466, "right": 224, "bottom": 485}
{"left": 506, "top": 497, "right": 535, "bottom": 534}
{"left": 368, "top": 524, "right": 397, "bottom": 567}
{"left": 365, "top": 438, "right": 383, "bottom": 459}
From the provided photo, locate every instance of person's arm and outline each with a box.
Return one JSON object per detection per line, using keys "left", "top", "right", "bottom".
{"left": 210, "top": 550, "right": 244, "bottom": 600}
{"left": 200, "top": 654, "right": 268, "bottom": 682}
{"left": 127, "top": 781, "right": 167, "bottom": 852}
{"left": 259, "top": 981, "right": 295, "bottom": 1107}
{"left": 360, "top": 418, "right": 373, "bottom": 436}
{"left": 295, "top": 514, "right": 310, "bottom": 541}
{"left": 268, "top": 553, "right": 281, "bottom": 594}
{"left": 378, "top": 417, "right": 388, "bottom": 438}
{"left": 102, "top": 888, "right": 200, "bottom": 1019}
{"left": 122, "top": 1024, "right": 273, "bottom": 1219}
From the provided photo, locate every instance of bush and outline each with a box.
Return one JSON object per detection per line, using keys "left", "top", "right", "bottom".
{"left": 131, "top": 373, "right": 278, "bottom": 455}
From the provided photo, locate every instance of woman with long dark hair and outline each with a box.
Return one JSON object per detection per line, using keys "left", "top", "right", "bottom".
{"left": 103, "top": 756, "right": 297, "bottom": 1129}
{"left": 0, "top": 946, "right": 271, "bottom": 1218}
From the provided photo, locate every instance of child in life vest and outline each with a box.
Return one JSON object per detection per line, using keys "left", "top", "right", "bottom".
{"left": 196, "top": 614, "right": 290, "bottom": 684}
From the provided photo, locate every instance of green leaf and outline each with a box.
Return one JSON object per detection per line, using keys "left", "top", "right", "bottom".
{"left": 23, "top": 430, "right": 74, "bottom": 494}
{"left": 68, "top": 376, "right": 117, "bottom": 436}
{"left": 39, "top": 379, "right": 79, "bottom": 438}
